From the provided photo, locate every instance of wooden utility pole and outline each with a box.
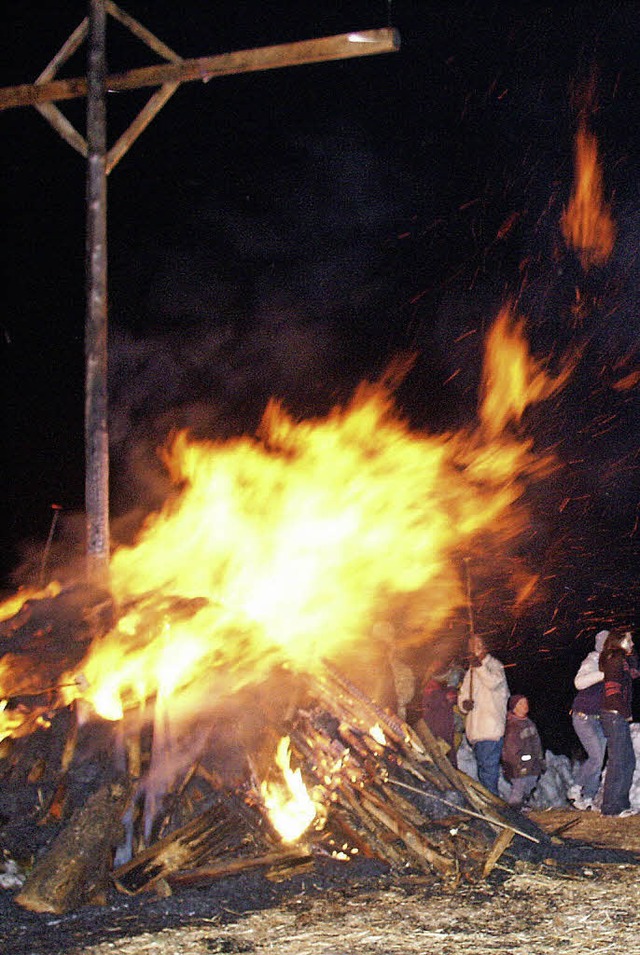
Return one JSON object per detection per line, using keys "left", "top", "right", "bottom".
{"left": 85, "top": 0, "right": 109, "bottom": 587}
{"left": 0, "top": 5, "right": 399, "bottom": 588}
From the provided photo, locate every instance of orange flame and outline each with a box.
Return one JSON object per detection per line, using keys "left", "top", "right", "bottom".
{"left": 261, "top": 736, "right": 317, "bottom": 842}
{"left": 479, "top": 304, "right": 577, "bottom": 437}
{"left": 0, "top": 582, "right": 61, "bottom": 625}
{"left": 561, "top": 123, "right": 615, "bottom": 269}
{"left": 0, "top": 308, "right": 575, "bottom": 740}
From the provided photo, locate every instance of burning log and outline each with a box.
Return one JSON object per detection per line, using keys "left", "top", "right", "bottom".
{"left": 15, "top": 780, "right": 130, "bottom": 914}
{"left": 0, "top": 584, "right": 582, "bottom": 913}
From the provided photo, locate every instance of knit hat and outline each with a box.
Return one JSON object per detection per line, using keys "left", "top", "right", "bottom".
{"left": 595, "top": 630, "right": 610, "bottom": 653}
{"left": 508, "top": 693, "right": 527, "bottom": 712}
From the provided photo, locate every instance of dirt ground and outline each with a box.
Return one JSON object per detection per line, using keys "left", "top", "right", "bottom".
{"left": 2, "top": 808, "right": 640, "bottom": 955}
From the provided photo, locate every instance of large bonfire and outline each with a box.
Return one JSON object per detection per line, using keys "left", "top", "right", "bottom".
{"left": 0, "top": 105, "right": 625, "bottom": 894}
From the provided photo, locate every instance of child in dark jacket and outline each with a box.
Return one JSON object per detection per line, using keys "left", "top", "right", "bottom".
{"left": 501, "top": 694, "right": 545, "bottom": 807}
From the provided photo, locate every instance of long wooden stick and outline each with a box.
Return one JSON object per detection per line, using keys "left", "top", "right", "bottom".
{"left": 388, "top": 778, "right": 540, "bottom": 844}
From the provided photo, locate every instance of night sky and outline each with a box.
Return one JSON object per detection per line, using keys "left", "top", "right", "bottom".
{"left": 1, "top": 2, "right": 640, "bottom": 752}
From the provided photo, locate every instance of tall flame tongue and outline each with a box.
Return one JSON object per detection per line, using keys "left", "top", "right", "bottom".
{"left": 261, "top": 736, "right": 317, "bottom": 843}
{"left": 479, "top": 306, "right": 576, "bottom": 437}
{"left": 561, "top": 122, "right": 615, "bottom": 269}
{"left": 54, "top": 305, "right": 572, "bottom": 727}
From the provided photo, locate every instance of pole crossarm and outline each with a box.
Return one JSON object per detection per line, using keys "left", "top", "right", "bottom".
{"left": 20, "top": 1, "right": 186, "bottom": 170}
{"left": 0, "top": 29, "right": 400, "bottom": 111}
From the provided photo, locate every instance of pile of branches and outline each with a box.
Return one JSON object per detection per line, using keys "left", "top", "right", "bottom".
{"left": 5, "top": 662, "right": 554, "bottom": 914}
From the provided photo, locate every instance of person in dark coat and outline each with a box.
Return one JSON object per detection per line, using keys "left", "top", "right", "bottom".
{"left": 600, "top": 630, "right": 639, "bottom": 817}
{"left": 501, "top": 694, "right": 545, "bottom": 808}
{"left": 422, "top": 675, "right": 457, "bottom": 767}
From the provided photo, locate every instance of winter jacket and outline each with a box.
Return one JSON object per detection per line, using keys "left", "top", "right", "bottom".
{"left": 422, "top": 679, "right": 456, "bottom": 765}
{"left": 458, "top": 653, "right": 509, "bottom": 744}
{"left": 601, "top": 650, "right": 638, "bottom": 721}
{"left": 572, "top": 650, "right": 604, "bottom": 716}
{"left": 501, "top": 713, "right": 545, "bottom": 780}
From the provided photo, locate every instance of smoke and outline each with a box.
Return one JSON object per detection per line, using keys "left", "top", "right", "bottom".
{"left": 106, "top": 120, "right": 412, "bottom": 535}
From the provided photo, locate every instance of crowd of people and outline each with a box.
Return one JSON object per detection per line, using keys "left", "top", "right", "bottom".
{"left": 396, "top": 627, "right": 639, "bottom": 816}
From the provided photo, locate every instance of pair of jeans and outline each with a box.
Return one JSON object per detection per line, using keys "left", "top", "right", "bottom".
{"left": 572, "top": 712, "right": 607, "bottom": 799}
{"left": 472, "top": 738, "right": 503, "bottom": 795}
{"left": 601, "top": 710, "right": 636, "bottom": 815}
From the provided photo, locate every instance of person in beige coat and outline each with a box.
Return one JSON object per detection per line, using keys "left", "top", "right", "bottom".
{"left": 458, "top": 634, "right": 510, "bottom": 795}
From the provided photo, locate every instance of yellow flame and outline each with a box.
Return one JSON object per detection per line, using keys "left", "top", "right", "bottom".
{"left": 0, "top": 582, "right": 61, "bottom": 625}
{"left": 63, "top": 305, "right": 573, "bottom": 724}
{"left": 479, "top": 304, "right": 576, "bottom": 438}
{"left": 561, "top": 123, "right": 615, "bottom": 269}
{"left": 0, "top": 307, "right": 575, "bottom": 738}
{"left": 261, "top": 736, "right": 317, "bottom": 842}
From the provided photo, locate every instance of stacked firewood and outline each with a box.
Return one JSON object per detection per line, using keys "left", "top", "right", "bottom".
{"left": 9, "top": 661, "right": 552, "bottom": 914}
{"left": 288, "top": 663, "right": 546, "bottom": 882}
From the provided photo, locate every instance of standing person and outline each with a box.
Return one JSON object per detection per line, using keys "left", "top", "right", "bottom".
{"left": 501, "top": 694, "right": 545, "bottom": 808}
{"left": 421, "top": 672, "right": 458, "bottom": 766}
{"left": 458, "top": 634, "right": 510, "bottom": 795}
{"left": 600, "top": 629, "right": 639, "bottom": 817}
{"left": 567, "top": 629, "right": 608, "bottom": 810}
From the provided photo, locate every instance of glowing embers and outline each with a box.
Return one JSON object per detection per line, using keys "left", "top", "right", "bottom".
{"left": 369, "top": 723, "right": 386, "bottom": 746}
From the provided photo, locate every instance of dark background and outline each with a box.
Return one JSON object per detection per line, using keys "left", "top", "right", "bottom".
{"left": 1, "top": 1, "right": 640, "bottom": 752}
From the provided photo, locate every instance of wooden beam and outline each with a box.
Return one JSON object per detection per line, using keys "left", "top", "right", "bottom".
{"left": 0, "top": 29, "right": 400, "bottom": 111}
{"left": 36, "top": 18, "right": 89, "bottom": 82}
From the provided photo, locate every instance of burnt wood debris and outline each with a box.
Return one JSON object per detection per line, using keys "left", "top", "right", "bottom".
{"left": 0, "top": 586, "right": 638, "bottom": 914}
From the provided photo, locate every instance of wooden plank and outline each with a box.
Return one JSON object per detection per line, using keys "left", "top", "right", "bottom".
{"left": 0, "top": 29, "right": 400, "bottom": 111}
{"left": 112, "top": 800, "right": 258, "bottom": 895}
{"left": 359, "top": 789, "right": 456, "bottom": 878}
{"left": 32, "top": 17, "right": 89, "bottom": 157}
{"left": 168, "top": 848, "right": 313, "bottom": 887}
{"left": 34, "top": 102, "right": 87, "bottom": 156}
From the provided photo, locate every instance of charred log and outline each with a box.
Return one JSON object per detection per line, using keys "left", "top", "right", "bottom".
{"left": 15, "top": 780, "right": 130, "bottom": 914}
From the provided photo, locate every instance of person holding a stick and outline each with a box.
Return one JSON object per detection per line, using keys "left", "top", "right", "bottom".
{"left": 458, "top": 633, "right": 510, "bottom": 795}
